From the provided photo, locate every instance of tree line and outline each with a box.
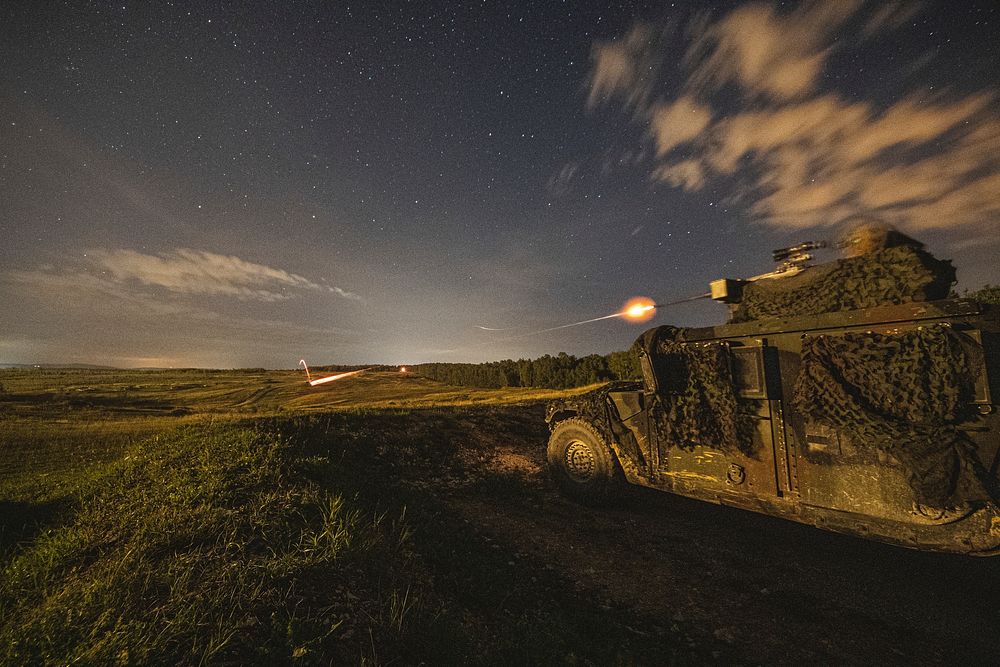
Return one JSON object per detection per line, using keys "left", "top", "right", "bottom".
{"left": 410, "top": 350, "right": 641, "bottom": 389}
{"left": 965, "top": 284, "right": 1000, "bottom": 305}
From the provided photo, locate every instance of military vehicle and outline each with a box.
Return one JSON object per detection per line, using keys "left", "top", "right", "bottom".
{"left": 545, "top": 226, "right": 1000, "bottom": 554}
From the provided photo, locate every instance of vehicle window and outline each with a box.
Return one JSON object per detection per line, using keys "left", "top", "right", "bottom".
{"left": 731, "top": 347, "right": 766, "bottom": 398}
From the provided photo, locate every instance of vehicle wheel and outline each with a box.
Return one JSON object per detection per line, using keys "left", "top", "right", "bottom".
{"left": 547, "top": 417, "right": 623, "bottom": 504}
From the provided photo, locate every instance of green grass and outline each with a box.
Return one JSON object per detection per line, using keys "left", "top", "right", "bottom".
{"left": 0, "top": 422, "right": 427, "bottom": 664}
{"left": 0, "top": 369, "right": 707, "bottom": 664}
{"left": 0, "top": 368, "right": 594, "bottom": 546}
{"left": 0, "top": 369, "right": 598, "bottom": 663}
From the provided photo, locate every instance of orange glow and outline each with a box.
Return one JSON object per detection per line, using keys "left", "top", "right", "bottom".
{"left": 400, "top": 366, "right": 407, "bottom": 373}
{"left": 621, "top": 296, "right": 656, "bottom": 322}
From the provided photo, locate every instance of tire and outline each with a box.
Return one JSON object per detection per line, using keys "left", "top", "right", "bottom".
{"left": 547, "top": 417, "right": 623, "bottom": 505}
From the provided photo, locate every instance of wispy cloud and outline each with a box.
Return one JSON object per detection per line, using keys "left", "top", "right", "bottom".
{"left": 683, "top": 1, "right": 861, "bottom": 102}
{"left": 587, "top": 25, "right": 661, "bottom": 111}
{"left": 649, "top": 96, "right": 713, "bottom": 155}
{"left": 2, "top": 262, "right": 363, "bottom": 367}
{"left": 90, "top": 248, "right": 362, "bottom": 301}
{"left": 862, "top": 1, "right": 926, "bottom": 37}
{"left": 547, "top": 162, "right": 580, "bottom": 197}
{"left": 586, "top": 1, "right": 1000, "bottom": 232}
{"left": 1, "top": 247, "right": 364, "bottom": 365}
{"left": 327, "top": 285, "right": 362, "bottom": 300}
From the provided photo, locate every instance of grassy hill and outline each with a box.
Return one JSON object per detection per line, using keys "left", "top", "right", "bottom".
{"left": 3, "top": 368, "right": 660, "bottom": 665}
{"left": 3, "top": 367, "right": 997, "bottom": 664}
{"left": 0, "top": 368, "right": 592, "bottom": 499}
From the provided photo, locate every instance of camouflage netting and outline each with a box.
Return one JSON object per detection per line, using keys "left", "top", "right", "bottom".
{"left": 548, "top": 382, "right": 638, "bottom": 439}
{"left": 792, "top": 325, "right": 991, "bottom": 508}
{"left": 644, "top": 327, "right": 755, "bottom": 455}
{"left": 730, "top": 246, "right": 956, "bottom": 323}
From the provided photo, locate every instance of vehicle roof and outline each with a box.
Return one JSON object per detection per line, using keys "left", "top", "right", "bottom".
{"left": 639, "top": 299, "right": 995, "bottom": 347}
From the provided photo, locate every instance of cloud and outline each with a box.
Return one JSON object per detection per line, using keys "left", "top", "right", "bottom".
{"left": 89, "top": 248, "right": 362, "bottom": 301}
{"left": 649, "top": 96, "right": 712, "bottom": 155}
{"left": 587, "top": 25, "right": 660, "bottom": 109}
{"left": 585, "top": 1, "right": 1000, "bottom": 233}
{"left": 2, "top": 264, "right": 362, "bottom": 366}
{"left": 653, "top": 159, "right": 706, "bottom": 192}
{"left": 328, "top": 285, "right": 363, "bottom": 301}
{"left": 685, "top": 1, "right": 861, "bottom": 101}
{"left": 862, "top": 0, "right": 925, "bottom": 37}
{"left": 547, "top": 161, "right": 580, "bottom": 197}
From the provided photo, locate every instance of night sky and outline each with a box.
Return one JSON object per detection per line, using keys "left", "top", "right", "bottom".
{"left": 2, "top": 1, "right": 998, "bottom": 368}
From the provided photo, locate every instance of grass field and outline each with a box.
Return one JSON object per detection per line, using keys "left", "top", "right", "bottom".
{"left": 1, "top": 368, "right": 645, "bottom": 665}
{"left": 0, "top": 368, "right": 590, "bottom": 505}
{"left": 5, "top": 367, "right": 998, "bottom": 664}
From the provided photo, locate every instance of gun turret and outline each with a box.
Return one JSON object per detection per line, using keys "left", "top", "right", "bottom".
{"left": 709, "top": 239, "right": 829, "bottom": 304}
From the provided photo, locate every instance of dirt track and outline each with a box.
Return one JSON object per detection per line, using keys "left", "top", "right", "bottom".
{"left": 332, "top": 402, "right": 1000, "bottom": 665}
{"left": 452, "top": 477, "right": 1000, "bottom": 664}
{"left": 292, "top": 406, "right": 1000, "bottom": 665}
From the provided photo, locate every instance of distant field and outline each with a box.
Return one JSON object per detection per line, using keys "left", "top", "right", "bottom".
{"left": 0, "top": 367, "right": 590, "bottom": 415}
{"left": 0, "top": 367, "right": 593, "bottom": 507}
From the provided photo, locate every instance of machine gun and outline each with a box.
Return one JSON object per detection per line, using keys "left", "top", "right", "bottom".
{"left": 709, "top": 240, "right": 829, "bottom": 304}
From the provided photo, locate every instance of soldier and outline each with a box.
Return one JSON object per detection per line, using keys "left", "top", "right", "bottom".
{"left": 730, "top": 220, "right": 955, "bottom": 322}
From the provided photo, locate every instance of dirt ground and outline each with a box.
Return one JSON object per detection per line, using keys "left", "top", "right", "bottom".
{"left": 347, "top": 403, "right": 1000, "bottom": 665}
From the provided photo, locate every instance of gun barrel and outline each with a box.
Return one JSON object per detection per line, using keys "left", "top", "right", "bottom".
{"left": 772, "top": 240, "right": 827, "bottom": 262}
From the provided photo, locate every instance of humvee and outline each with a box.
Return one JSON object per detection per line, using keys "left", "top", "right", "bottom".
{"left": 545, "top": 236, "right": 1000, "bottom": 555}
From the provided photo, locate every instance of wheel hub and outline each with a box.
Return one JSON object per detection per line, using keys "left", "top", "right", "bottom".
{"left": 564, "top": 439, "right": 597, "bottom": 482}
